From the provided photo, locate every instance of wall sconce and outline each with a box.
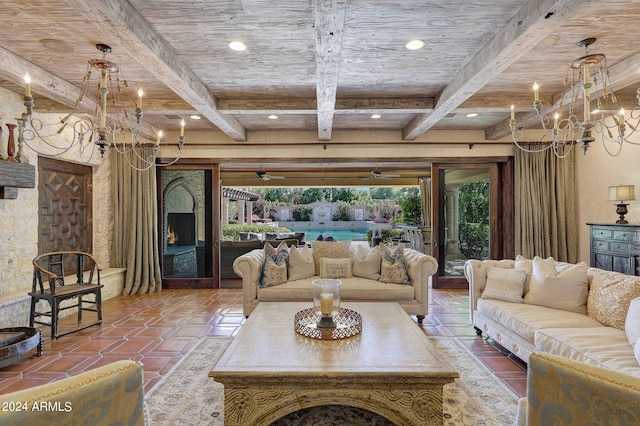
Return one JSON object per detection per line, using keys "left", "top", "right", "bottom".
{"left": 608, "top": 185, "right": 636, "bottom": 224}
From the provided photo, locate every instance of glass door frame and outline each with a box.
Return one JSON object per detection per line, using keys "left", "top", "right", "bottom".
{"left": 430, "top": 160, "right": 514, "bottom": 288}
{"left": 156, "top": 164, "right": 221, "bottom": 289}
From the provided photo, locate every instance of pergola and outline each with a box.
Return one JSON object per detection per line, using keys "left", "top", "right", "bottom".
{"left": 222, "top": 188, "right": 260, "bottom": 225}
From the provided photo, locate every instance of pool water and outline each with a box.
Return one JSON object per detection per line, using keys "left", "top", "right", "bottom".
{"left": 306, "top": 229, "right": 368, "bottom": 241}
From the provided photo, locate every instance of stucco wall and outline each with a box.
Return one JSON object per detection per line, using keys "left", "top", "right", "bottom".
{"left": 575, "top": 131, "right": 640, "bottom": 263}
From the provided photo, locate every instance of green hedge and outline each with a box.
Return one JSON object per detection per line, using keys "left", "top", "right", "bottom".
{"left": 222, "top": 224, "right": 292, "bottom": 241}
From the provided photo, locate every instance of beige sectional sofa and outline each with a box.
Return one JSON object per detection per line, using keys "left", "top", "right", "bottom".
{"left": 465, "top": 256, "right": 640, "bottom": 377}
{"left": 233, "top": 240, "right": 438, "bottom": 323}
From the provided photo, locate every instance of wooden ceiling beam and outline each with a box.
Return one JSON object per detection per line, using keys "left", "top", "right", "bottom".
{"left": 219, "top": 97, "right": 435, "bottom": 115}
{"left": 62, "top": 0, "right": 246, "bottom": 141}
{"left": 35, "top": 95, "right": 435, "bottom": 116}
{"left": 314, "top": 0, "right": 347, "bottom": 141}
{"left": 402, "top": 0, "right": 593, "bottom": 140}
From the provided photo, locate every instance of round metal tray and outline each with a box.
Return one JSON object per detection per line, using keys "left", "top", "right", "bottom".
{"left": 294, "top": 307, "right": 362, "bottom": 340}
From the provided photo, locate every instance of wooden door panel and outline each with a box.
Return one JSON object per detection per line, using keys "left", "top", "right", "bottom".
{"left": 38, "top": 157, "right": 93, "bottom": 257}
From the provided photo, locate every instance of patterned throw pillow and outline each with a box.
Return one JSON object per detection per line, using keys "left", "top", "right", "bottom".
{"left": 587, "top": 270, "right": 640, "bottom": 330}
{"left": 311, "top": 240, "right": 351, "bottom": 275}
{"left": 260, "top": 255, "right": 287, "bottom": 287}
{"left": 260, "top": 242, "right": 289, "bottom": 287}
{"left": 320, "top": 257, "right": 352, "bottom": 279}
{"left": 482, "top": 267, "right": 527, "bottom": 303}
{"left": 379, "top": 244, "right": 410, "bottom": 284}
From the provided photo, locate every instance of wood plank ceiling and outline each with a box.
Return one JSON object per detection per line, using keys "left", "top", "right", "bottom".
{"left": 0, "top": 0, "right": 639, "bottom": 186}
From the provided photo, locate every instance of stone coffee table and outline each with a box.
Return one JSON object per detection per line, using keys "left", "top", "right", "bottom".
{"left": 210, "top": 302, "right": 458, "bottom": 425}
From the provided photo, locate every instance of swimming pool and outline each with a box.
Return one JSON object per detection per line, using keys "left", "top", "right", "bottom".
{"left": 304, "top": 229, "right": 368, "bottom": 241}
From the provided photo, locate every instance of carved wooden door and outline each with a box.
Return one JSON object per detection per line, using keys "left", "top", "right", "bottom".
{"left": 38, "top": 157, "right": 93, "bottom": 256}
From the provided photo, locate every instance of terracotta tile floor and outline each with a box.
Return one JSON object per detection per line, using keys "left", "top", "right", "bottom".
{"left": 0, "top": 287, "right": 527, "bottom": 398}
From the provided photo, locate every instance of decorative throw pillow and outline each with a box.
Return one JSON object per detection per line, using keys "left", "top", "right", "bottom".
{"left": 260, "top": 242, "right": 289, "bottom": 287}
{"left": 515, "top": 254, "right": 533, "bottom": 294}
{"left": 351, "top": 245, "right": 381, "bottom": 280}
{"left": 288, "top": 245, "right": 315, "bottom": 281}
{"left": 481, "top": 267, "right": 527, "bottom": 303}
{"left": 264, "top": 241, "right": 290, "bottom": 262}
{"left": 625, "top": 297, "right": 640, "bottom": 345}
{"left": 311, "top": 240, "right": 351, "bottom": 275}
{"left": 588, "top": 270, "right": 640, "bottom": 330}
{"left": 379, "top": 244, "right": 410, "bottom": 285}
{"left": 320, "top": 257, "right": 352, "bottom": 279}
{"left": 515, "top": 255, "right": 556, "bottom": 295}
{"left": 523, "top": 256, "right": 588, "bottom": 314}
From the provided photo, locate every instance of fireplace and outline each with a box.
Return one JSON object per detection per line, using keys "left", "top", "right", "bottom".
{"left": 166, "top": 213, "right": 196, "bottom": 246}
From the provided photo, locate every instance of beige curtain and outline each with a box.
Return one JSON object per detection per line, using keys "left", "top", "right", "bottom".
{"left": 514, "top": 144, "right": 577, "bottom": 263}
{"left": 419, "top": 177, "right": 432, "bottom": 226}
{"left": 111, "top": 147, "right": 162, "bottom": 294}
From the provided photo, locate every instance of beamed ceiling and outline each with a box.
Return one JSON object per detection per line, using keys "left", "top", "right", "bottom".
{"left": 0, "top": 0, "right": 639, "bottom": 186}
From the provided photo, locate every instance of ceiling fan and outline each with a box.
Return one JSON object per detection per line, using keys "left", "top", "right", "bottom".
{"left": 255, "top": 171, "right": 285, "bottom": 181}
{"left": 368, "top": 170, "right": 401, "bottom": 179}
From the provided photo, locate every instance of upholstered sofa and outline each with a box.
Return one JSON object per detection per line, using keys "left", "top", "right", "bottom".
{"left": 220, "top": 239, "right": 298, "bottom": 279}
{"left": 233, "top": 240, "right": 438, "bottom": 323}
{"left": 0, "top": 360, "right": 147, "bottom": 425}
{"left": 516, "top": 352, "right": 640, "bottom": 425}
{"left": 465, "top": 256, "right": 640, "bottom": 377}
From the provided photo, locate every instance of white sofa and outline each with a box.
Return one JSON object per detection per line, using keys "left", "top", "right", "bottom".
{"left": 465, "top": 256, "right": 640, "bottom": 378}
{"left": 233, "top": 242, "right": 438, "bottom": 323}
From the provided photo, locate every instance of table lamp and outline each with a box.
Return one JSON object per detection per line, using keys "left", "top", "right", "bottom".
{"left": 608, "top": 185, "right": 636, "bottom": 224}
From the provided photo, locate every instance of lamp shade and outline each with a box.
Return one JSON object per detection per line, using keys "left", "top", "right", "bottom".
{"left": 608, "top": 185, "right": 636, "bottom": 202}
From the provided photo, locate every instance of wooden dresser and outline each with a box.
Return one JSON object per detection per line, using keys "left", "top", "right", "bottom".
{"left": 587, "top": 223, "right": 640, "bottom": 276}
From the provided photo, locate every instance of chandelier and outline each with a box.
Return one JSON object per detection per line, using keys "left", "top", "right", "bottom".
{"left": 12, "top": 43, "right": 185, "bottom": 171}
{"left": 510, "top": 38, "right": 640, "bottom": 158}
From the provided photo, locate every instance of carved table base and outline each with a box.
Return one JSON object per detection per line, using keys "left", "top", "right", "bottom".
{"left": 218, "top": 375, "right": 450, "bottom": 425}
{"left": 210, "top": 302, "right": 458, "bottom": 426}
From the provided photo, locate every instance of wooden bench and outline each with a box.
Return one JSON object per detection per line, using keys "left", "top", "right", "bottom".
{"left": 30, "top": 251, "right": 103, "bottom": 339}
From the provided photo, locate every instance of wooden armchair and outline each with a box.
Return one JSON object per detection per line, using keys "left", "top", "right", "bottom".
{"left": 30, "top": 251, "right": 103, "bottom": 339}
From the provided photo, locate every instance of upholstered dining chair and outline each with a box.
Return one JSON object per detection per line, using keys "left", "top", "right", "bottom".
{"left": 30, "top": 251, "right": 103, "bottom": 339}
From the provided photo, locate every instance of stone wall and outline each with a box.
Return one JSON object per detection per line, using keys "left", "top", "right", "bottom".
{"left": 0, "top": 87, "right": 123, "bottom": 328}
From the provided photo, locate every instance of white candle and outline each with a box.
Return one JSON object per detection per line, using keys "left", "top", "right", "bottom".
{"left": 533, "top": 82, "right": 539, "bottom": 102}
{"left": 510, "top": 104, "right": 515, "bottom": 120}
{"left": 554, "top": 112, "right": 559, "bottom": 130}
{"left": 180, "top": 119, "right": 185, "bottom": 137}
{"left": 24, "top": 73, "right": 31, "bottom": 97}
{"left": 320, "top": 293, "right": 333, "bottom": 315}
{"left": 137, "top": 88, "right": 143, "bottom": 109}
{"left": 100, "top": 69, "right": 108, "bottom": 128}
{"left": 619, "top": 108, "right": 625, "bottom": 125}
{"left": 156, "top": 130, "right": 163, "bottom": 146}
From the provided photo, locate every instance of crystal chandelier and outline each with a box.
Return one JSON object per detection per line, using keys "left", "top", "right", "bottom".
{"left": 13, "top": 43, "right": 185, "bottom": 171}
{"left": 510, "top": 38, "right": 640, "bottom": 158}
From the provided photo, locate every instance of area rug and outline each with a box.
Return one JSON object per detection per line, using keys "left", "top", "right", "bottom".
{"left": 145, "top": 336, "right": 519, "bottom": 425}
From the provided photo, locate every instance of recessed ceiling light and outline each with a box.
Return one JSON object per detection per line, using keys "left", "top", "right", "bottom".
{"left": 466, "top": 113, "right": 479, "bottom": 118}
{"left": 405, "top": 39, "right": 425, "bottom": 50}
{"left": 190, "top": 115, "right": 201, "bottom": 120}
{"left": 268, "top": 114, "right": 279, "bottom": 119}
{"left": 370, "top": 114, "right": 381, "bottom": 119}
{"left": 228, "top": 41, "right": 247, "bottom": 51}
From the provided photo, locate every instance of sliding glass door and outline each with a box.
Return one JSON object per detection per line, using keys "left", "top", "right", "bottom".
{"left": 431, "top": 162, "right": 513, "bottom": 288}
{"left": 158, "top": 166, "right": 221, "bottom": 288}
